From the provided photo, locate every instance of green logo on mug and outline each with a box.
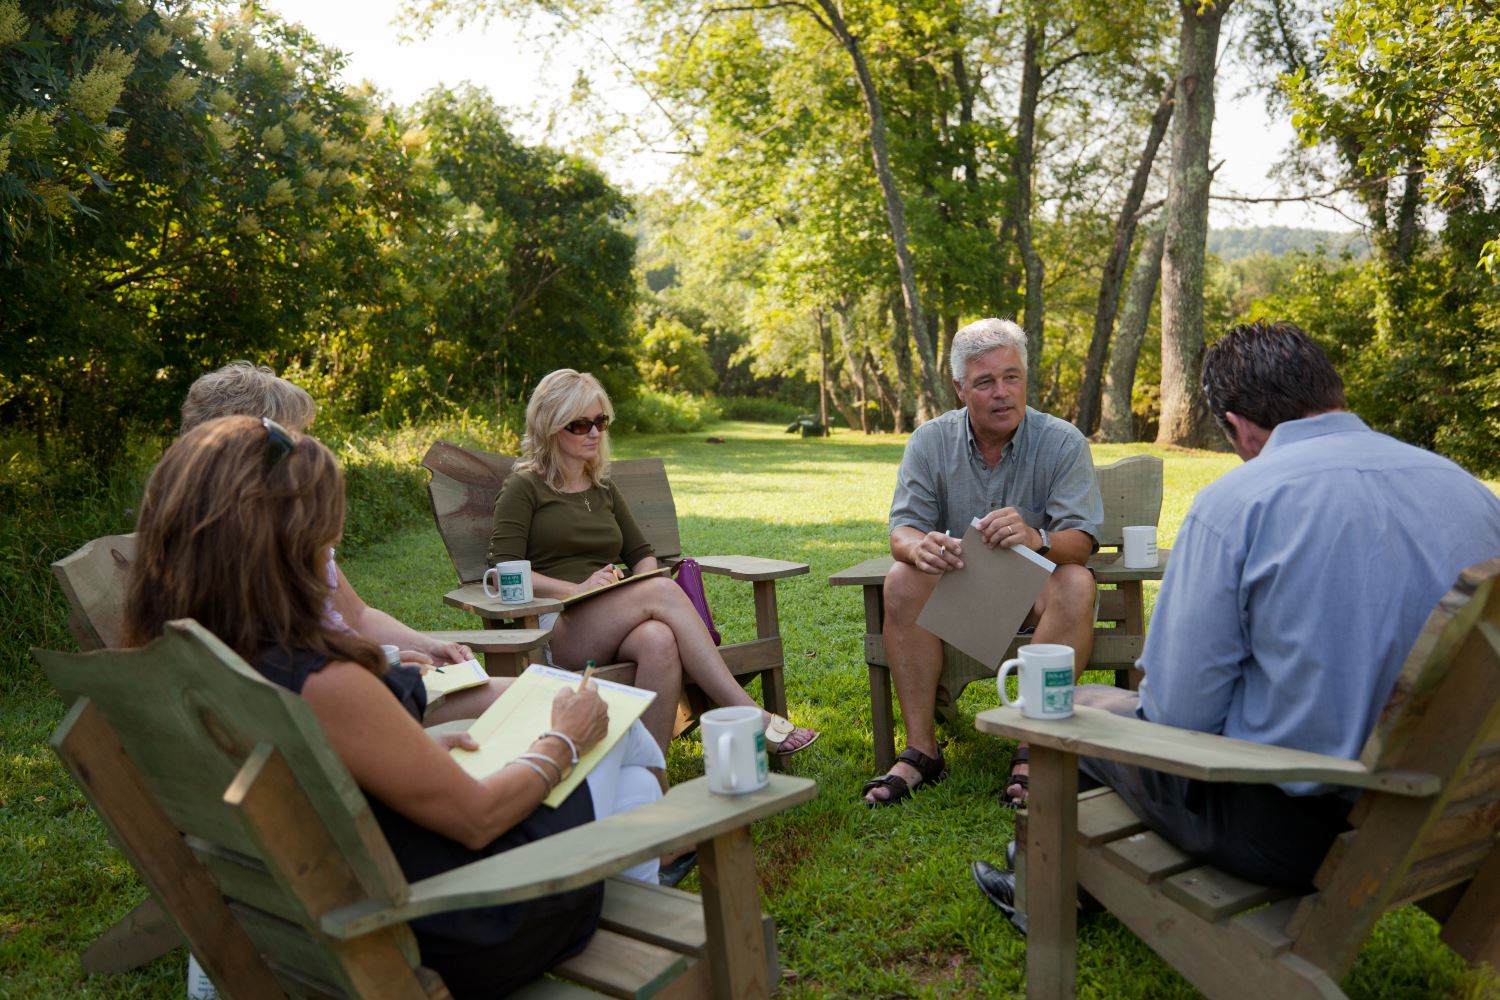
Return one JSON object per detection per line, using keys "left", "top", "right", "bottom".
{"left": 1043, "top": 668, "right": 1073, "bottom": 713}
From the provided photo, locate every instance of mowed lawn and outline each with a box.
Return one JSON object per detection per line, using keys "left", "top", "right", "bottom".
{"left": 3, "top": 421, "right": 1495, "bottom": 998}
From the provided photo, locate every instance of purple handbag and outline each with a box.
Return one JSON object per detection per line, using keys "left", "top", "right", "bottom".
{"left": 673, "top": 558, "right": 721, "bottom": 646}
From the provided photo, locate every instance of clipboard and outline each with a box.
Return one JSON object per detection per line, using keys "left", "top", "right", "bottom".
{"left": 558, "top": 566, "right": 672, "bottom": 609}
{"left": 915, "top": 519, "right": 1056, "bottom": 668}
{"left": 448, "top": 664, "right": 655, "bottom": 807}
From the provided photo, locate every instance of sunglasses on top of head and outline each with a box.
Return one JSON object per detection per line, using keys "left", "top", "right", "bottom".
{"left": 563, "top": 414, "right": 610, "bottom": 435}
{"left": 261, "top": 416, "right": 295, "bottom": 471}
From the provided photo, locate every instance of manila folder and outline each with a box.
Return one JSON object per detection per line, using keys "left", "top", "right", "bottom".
{"left": 915, "top": 521, "right": 1055, "bottom": 669}
{"left": 449, "top": 664, "right": 655, "bottom": 807}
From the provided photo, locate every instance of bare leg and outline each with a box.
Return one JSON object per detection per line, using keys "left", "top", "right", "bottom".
{"left": 1005, "top": 565, "right": 1098, "bottom": 802}
{"left": 550, "top": 578, "right": 768, "bottom": 719}
{"left": 617, "top": 620, "right": 685, "bottom": 754}
{"left": 866, "top": 562, "right": 944, "bottom": 804}
{"left": 1031, "top": 564, "right": 1098, "bottom": 679}
{"left": 422, "top": 677, "right": 512, "bottom": 726}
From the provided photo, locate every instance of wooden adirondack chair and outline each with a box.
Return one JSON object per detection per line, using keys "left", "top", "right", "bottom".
{"left": 829, "top": 455, "right": 1170, "bottom": 772}
{"left": 976, "top": 556, "right": 1500, "bottom": 1000}
{"left": 51, "top": 533, "right": 550, "bottom": 676}
{"left": 420, "top": 441, "right": 808, "bottom": 733}
{"left": 49, "top": 532, "right": 551, "bottom": 977}
{"left": 36, "top": 621, "right": 817, "bottom": 999}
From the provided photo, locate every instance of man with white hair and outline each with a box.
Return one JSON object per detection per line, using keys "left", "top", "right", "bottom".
{"left": 863, "top": 318, "right": 1103, "bottom": 807}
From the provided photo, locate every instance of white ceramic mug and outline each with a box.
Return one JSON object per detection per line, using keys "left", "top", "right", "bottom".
{"left": 483, "top": 560, "right": 533, "bottom": 603}
{"left": 701, "top": 706, "right": 769, "bottom": 795}
{"left": 1122, "top": 525, "right": 1158, "bottom": 569}
{"left": 997, "top": 643, "right": 1075, "bottom": 720}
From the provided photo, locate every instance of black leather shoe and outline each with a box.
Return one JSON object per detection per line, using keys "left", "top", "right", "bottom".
{"left": 659, "top": 851, "right": 698, "bottom": 888}
{"left": 970, "top": 860, "right": 1028, "bottom": 935}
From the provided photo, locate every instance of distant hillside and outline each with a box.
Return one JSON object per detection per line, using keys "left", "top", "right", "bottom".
{"left": 1208, "top": 226, "right": 1370, "bottom": 261}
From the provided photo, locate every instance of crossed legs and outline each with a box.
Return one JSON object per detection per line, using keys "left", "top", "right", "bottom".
{"left": 549, "top": 577, "right": 773, "bottom": 753}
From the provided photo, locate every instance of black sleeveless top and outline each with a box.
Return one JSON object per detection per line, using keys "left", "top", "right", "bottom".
{"left": 252, "top": 647, "right": 602, "bottom": 999}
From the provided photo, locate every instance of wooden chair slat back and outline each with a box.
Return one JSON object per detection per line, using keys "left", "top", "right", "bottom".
{"left": 605, "top": 457, "right": 682, "bottom": 561}
{"left": 1360, "top": 558, "right": 1500, "bottom": 771}
{"left": 1289, "top": 558, "right": 1500, "bottom": 963}
{"left": 36, "top": 622, "right": 410, "bottom": 910}
{"left": 51, "top": 532, "right": 137, "bottom": 650}
{"left": 422, "top": 442, "right": 683, "bottom": 583}
{"left": 421, "top": 441, "right": 518, "bottom": 584}
{"left": 1093, "top": 455, "right": 1163, "bottom": 549}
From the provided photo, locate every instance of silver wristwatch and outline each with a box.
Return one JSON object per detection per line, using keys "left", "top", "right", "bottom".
{"left": 1036, "top": 527, "right": 1051, "bottom": 556}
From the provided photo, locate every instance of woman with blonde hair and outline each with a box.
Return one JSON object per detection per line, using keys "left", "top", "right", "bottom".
{"left": 488, "top": 369, "right": 818, "bottom": 756}
{"left": 125, "top": 415, "right": 663, "bottom": 998}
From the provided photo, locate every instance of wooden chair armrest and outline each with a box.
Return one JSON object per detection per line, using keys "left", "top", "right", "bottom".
{"left": 692, "top": 555, "right": 809, "bottom": 582}
{"left": 321, "top": 775, "right": 817, "bottom": 939}
{"left": 443, "top": 584, "right": 564, "bottom": 621}
{"left": 828, "top": 555, "right": 893, "bottom": 587}
{"left": 974, "top": 705, "right": 1440, "bottom": 796}
{"left": 420, "top": 629, "right": 551, "bottom": 654}
{"left": 1088, "top": 549, "right": 1172, "bottom": 583}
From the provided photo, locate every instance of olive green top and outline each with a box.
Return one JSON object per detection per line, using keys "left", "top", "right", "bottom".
{"left": 487, "top": 469, "right": 655, "bottom": 583}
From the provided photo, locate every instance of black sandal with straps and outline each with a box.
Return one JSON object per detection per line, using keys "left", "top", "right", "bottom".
{"left": 1000, "top": 746, "right": 1029, "bottom": 809}
{"left": 861, "top": 746, "right": 947, "bottom": 807}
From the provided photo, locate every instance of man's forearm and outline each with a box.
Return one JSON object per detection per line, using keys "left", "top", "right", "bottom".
{"left": 890, "top": 526, "right": 928, "bottom": 565}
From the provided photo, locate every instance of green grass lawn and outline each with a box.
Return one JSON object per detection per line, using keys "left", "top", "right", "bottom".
{"left": 3, "top": 421, "right": 1495, "bottom": 998}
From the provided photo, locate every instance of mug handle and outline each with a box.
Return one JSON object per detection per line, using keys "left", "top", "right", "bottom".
{"left": 482, "top": 567, "right": 500, "bottom": 598}
{"left": 718, "top": 732, "right": 738, "bottom": 790}
{"left": 997, "top": 659, "right": 1024, "bottom": 710}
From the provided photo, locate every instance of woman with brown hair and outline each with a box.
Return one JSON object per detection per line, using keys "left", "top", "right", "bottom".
{"left": 488, "top": 369, "right": 818, "bottom": 756}
{"left": 125, "top": 415, "right": 662, "bottom": 998}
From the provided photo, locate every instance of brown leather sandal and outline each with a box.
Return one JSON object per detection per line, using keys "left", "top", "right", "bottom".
{"left": 861, "top": 746, "right": 947, "bottom": 807}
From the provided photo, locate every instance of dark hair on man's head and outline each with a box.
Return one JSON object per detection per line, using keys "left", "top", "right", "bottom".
{"left": 1201, "top": 320, "right": 1346, "bottom": 431}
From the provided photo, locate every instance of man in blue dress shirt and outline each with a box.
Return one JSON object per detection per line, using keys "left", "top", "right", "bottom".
{"left": 972, "top": 320, "right": 1500, "bottom": 921}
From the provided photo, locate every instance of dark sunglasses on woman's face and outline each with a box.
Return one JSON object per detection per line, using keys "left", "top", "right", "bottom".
{"left": 563, "top": 414, "right": 610, "bottom": 435}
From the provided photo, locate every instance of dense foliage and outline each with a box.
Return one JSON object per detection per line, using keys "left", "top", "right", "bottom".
{"left": 0, "top": 0, "right": 636, "bottom": 464}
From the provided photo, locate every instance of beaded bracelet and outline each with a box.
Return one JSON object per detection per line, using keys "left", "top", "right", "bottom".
{"left": 505, "top": 757, "right": 555, "bottom": 791}
{"left": 538, "top": 730, "right": 580, "bottom": 766}
{"left": 516, "top": 752, "right": 563, "bottom": 784}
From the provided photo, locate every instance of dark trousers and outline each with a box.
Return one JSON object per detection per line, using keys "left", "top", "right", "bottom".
{"left": 1072, "top": 686, "right": 1352, "bottom": 891}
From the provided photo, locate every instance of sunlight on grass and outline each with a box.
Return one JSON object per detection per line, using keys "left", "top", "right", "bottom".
{"left": 4, "top": 420, "right": 1486, "bottom": 999}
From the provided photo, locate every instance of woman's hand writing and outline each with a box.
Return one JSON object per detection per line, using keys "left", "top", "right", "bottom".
{"left": 550, "top": 682, "right": 609, "bottom": 755}
{"left": 574, "top": 567, "right": 619, "bottom": 595}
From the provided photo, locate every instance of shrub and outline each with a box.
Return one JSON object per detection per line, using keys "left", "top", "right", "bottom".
{"left": 613, "top": 390, "right": 721, "bottom": 434}
{"left": 2, "top": 407, "right": 524, "bottom": 685}
{"left": 716, "top": 395, "right": 804, "bottom": 424}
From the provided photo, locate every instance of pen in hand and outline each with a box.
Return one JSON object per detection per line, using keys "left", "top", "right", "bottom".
{"left": 578, "top": 660, "right": 597, "bottom": 691}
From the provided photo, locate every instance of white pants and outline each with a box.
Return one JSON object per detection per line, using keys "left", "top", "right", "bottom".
{"left": 583, "top": 719, "right": 664, "bottom": 882}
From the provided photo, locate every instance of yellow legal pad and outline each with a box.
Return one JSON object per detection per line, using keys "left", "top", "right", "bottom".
{"left": 448, "top": 664, "right": 655, "bottom": 807}
{"left": 422, "top": 658, "right": 490, "bottom": 700}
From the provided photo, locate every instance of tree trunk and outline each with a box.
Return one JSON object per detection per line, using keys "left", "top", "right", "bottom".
{"left": 887, "top": 293, "right": 913, "bottom": 433}
{"left": 815, "top": 309, "right": 830, "bottom": 430}
{"left": 1011, "top": 20, "right": 1046, "bottom": 404}
{"left": 1156, "top": 0, "right": 1230, "bottom": 448}
{"left": 867, "top": 347, "right": 902, "bottom": 433}
{"left": 1393, "top": 162, "right": 1423, "bottom": 266}
{"left": 834, "top": 301, "right": 871, "bottom": 433}
{"left": 1076, "top": 79, "right": 1174, "bottom": 435}
{"left": 1101, "top": 222, "right": 1165, "bottom": 442}
{"left": 940, "top": 314, "right": 958, "bottom": 408}
{"left": 812, "top": 0, "right": 941, "bottom": 419}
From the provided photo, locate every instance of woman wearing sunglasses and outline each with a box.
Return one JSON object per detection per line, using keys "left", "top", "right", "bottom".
{"left": 488, "top": 369, "right": 819, "bottom": 757}
{"left": 125, "top": 415, "right": 667, "bottom": 998}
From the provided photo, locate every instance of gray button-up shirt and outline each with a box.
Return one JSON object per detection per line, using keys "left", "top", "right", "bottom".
{"left": 888, "top": 407, "right": 1102, "bottom": 544}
